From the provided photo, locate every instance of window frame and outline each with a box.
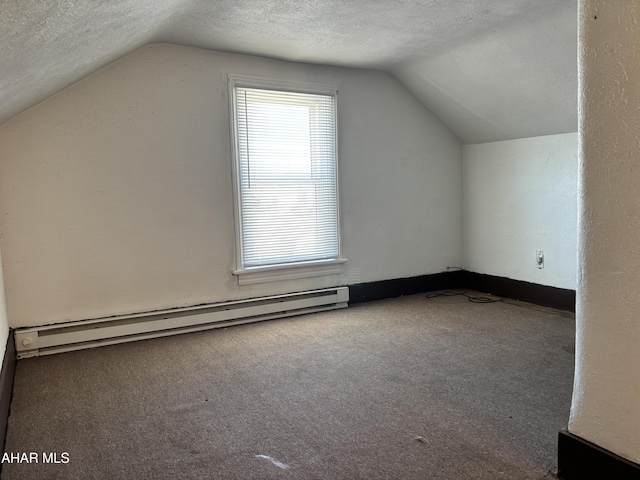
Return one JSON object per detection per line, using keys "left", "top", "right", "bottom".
{"left": 228, "top": 74, "right": 345, "bottom": 285}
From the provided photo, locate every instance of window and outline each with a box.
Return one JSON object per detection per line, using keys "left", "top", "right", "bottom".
{"left": 229, "top": 75, "right": 344, "bottom": 285}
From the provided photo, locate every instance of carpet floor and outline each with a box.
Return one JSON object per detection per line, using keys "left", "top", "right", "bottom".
{"left": 1, "top": 292, "right": 575, "bottom": 479}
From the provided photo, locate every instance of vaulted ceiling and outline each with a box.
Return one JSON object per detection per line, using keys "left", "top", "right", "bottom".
{"left": 0, "top": 0, "right": 576, "bottom": 144}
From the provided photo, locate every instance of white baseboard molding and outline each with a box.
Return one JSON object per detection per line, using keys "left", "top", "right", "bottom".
{"left": 15, "top": 287, "right": 349, "bottom": 358}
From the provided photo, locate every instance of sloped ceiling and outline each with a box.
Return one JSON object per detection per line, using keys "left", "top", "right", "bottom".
{"left": 0, "top": 0, "right": 577, "bottom": 144}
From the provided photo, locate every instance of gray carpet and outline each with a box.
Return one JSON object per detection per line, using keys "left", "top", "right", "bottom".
{"left": 1, "top": 292, "right": 574, "bottom": 479}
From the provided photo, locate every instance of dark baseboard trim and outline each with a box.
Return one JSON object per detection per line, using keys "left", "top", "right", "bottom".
{"left": 347, "top": 270, "right": 575, "bottom": 312}
{"left": 558, "top": 430, "right": 640, "bottom": 479}
{"left": 463, "top": 272, "right": 575, "bottom": 312}
{"left": 348, "top": 271, "right": 465, "bottom": 304}
{"left": 0, "top": 332, "right": 15, "bottom": 453}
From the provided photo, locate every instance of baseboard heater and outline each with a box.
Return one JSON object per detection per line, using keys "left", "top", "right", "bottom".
{"left": 14, "top": 287, "right": 349, "bottom": 359}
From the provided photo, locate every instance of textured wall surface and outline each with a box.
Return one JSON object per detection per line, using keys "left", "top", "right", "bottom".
{"left": 463, "top": 133, "right": 578, "bottom": 289}
{"left": 0, "top": 44, "right": 462, "bottom": 328}
{"left": 570, "top": 0, "right": 640, "bottom": 465}
{"left": 0, "top": 1, "right": 576, "bottom": 144}
{"left": 396, "top": 5, "right": 577, "bottom": 144}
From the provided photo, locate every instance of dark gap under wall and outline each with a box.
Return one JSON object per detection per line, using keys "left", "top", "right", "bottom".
{"left": 348, "top": 270, "right": 576, "bottom": 312}
{"left": 0, "top": 333, "right": 16, "bottom": 463}
{"left": 464, "top": 272, "right": 576, "bottom": 312}
{"left": 348, "top": 271, "right": 465, "bottom": 304}
{"left": 558, "top": 430, "right": 640, "bottom": 479}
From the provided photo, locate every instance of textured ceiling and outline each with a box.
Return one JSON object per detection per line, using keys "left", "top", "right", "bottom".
{"left": 0, "top": 0, "right": 577, "bottom": 144}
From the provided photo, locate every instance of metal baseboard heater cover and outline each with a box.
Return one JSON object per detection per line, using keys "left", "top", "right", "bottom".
{"left": 15, "top": 287, "right": 349, "bottom": 359}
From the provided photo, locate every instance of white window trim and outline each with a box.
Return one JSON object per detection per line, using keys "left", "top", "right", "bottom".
{"left": 228, "top": 74, "right": 345, "bottom": 285}
{"left": 232, "top": 258, "right": 347, "bottom": 286}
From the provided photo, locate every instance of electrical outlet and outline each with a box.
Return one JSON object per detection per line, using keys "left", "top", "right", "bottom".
{"left": 536, "top": 250, "right": 544, "bottom": 269}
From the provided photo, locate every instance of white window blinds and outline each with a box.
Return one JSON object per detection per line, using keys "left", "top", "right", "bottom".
{"left": 233, "top": 85, "right": 339, "bottom": 268}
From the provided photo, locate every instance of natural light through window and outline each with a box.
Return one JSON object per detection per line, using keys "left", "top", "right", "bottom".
{"left": 229, "top": 76, "right": 342, "bottom": 283}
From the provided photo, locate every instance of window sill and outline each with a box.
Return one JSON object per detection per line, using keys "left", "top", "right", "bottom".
{"left": 232, "top": 258, "right": 347, "bottom": 286}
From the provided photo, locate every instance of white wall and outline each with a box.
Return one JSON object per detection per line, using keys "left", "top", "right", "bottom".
{"left": 570, "top": 0, "right": 640, "bottom": 465}
{"left": 0, "top": 43, "right": 462, "bottom": 328}
{"left": 463, "top": 133, "right": 578, "bottom": 290}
